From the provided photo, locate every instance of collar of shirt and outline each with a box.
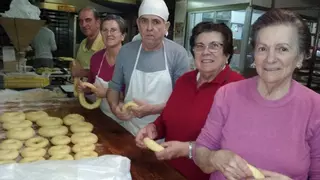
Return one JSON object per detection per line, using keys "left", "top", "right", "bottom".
{"left": 81, "top": 32, "right": 103, "bottom": 52}
{"left": 194, "top": 65, "right": 231, "bottom": 85}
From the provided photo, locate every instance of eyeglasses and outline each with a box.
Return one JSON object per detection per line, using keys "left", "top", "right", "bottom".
{"left": 193, "top": 42, "right": 223, "bottom": 53}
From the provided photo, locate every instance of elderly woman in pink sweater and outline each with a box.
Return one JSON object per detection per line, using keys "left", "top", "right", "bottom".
{"left": 194, "top": 9, "right": 320, "bottom": 180}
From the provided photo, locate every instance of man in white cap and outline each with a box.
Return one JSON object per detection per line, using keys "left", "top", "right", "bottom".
{"left": 107, "top": 0, "right": 189, "bottom": 135}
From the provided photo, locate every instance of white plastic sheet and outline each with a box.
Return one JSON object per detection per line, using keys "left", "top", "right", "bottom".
{"left": 0, "top": 155, "right": 132, "bottom": 180}
{"left": 0, "top": 0, "right": 41, "bottom": 20}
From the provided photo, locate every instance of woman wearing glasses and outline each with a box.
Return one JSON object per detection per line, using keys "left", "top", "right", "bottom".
{"left": 78, "top": 14, "right": 126, "bottom": 124}
{"left": 135, "top": 22, "right": 244, "bottom": 179}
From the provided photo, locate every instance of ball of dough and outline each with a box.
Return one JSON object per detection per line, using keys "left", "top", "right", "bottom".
{"left": 3, "top": 120, "right": 32, "bottom": 130}
{"left": 74, "top": 151, "right": 98, "bottom": 160}
{"left": 25, "top": 111, "right": 48, "bottom": 122}
{"left": 21, "top": 147, "right": 46, "bottom": 158}
{"left": 6, "top": 127, "right": 35, "bottom": 140}
{"left": 36, "top": 117, "right": 63, "bottom": 127}
{"left": 0, "top": 139, "right": 23, "bottom": 150}
{"left": 38, "top": 125, "right": 68, "bottom": 138}
{"left": 51, "top": 135, "right": 71, "bottom": 145}
{"left": 71, "top": 132, "right": 98, "bottom": 144}
{"left": 70, "top": 122, "right": 93, "bottom": 133}
{"left": 49, "top": 154, "right": 74, "bottom": 160}
{"left": 0, "top": 111, "right": 25, "bottom": 123}
{"left": 63, "top": 114, "right": 85, "bottom": 126}
{"left": 25, "top": 137, "right": 49, "bottom": 148}
{"left": 48, "top": 145, "right": 71, "bottom": 156}
{"left": 72, "top": 143, "right": 95, "bottom": 153}
{"left": 0, "top": 149, "right": 19, "bottom": 160}
{"left": 19, "top": 157, "right": 45, "bottom": 163}
{"left": 0, "top": 160, "right": 16, "bottom": 165}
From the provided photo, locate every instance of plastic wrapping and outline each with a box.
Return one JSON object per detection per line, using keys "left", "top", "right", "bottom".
{"left": 0, "top": 0, "right": 40, "bottom": 20}
{"left": 0, "top": 155, "right": 132, "bottom": 180}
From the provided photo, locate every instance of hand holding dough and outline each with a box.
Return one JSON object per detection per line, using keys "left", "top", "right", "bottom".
{"left": 247, "top": 164, "right": 265, "bottom": 179}
{"left": 78, "top": 82, "right": 102, "bottom": 110}
{"left": 143, "top": 137, "right": 164, "bottom": 152}
{"left": 122, "top": 101, "right": 139, "bottom": 112}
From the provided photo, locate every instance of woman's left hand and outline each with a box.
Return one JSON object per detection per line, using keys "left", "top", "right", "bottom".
{"left": 155, "top": 141, "right": 189, "bottom": 161}
{"left": 93, "top": 81, "right": 107, "bottom": 98}
{"left": 259, "top": 170, "right": 292, "bottom": 180}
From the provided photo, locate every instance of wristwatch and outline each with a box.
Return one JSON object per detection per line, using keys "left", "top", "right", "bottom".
{"left": 188, "top": 141, "right": 193, "bottom": 159}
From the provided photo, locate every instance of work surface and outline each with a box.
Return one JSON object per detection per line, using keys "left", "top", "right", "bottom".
{"left": 0, "top": 99, "right": 186, "bottom": 180}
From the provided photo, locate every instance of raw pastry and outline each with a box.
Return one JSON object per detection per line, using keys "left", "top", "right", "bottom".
{"left": 26, "top": 111, "right": 49, "bottom": 122}
{"left": 6, "top": 127, "right": 35, "bottom": 140}
{"left": 36, "top": 117, "right": 63, "bottom": 127}
{"left": 51, "top": 135, "right": 71, "bottom": 145}
{"left": 71, "top": 132, "right": 98, "bottom": 144}
{"left": 25, "top": 137, "right": 49, "bottom": 148}
{"left": 21, "top": 147, "right": 46, "bottom": 158}
{"left": 3, "top": 120, "right": 32, "bottom": 130}
{"left": 48, "top": 145, "right": 71, "bottom": 156}
{"left": 38, "top": 125, "right": 68, "bottom": 137}
{"left": 63, "top": 114, "right": 85, "bottom": 126}
{"left": 74, "top": 151, "right": 98, "bottom": 160}
{"left": 248, "top": 164, "right": 265, "bottom": 179}
{"left": 70, "top": 122, "right": 93, "bottom": 133}
{"left": 19, "top": 157, "right": 45, "bottom": 163}
{"left": 78, "top": 82, "right": 102, "bottom": 110}
{"left": 0, "top": 149, "right": 19, "bottom": 160}
{"left": 122, "top": 101, "right": 138, "bottom": 112}
{"left": 0, "top": 160, "right": 16, "bottom": 164}
{"left": 25, "top": 111, "right": 48, "bottom": 122}
{"left": 0, "top": 139, "right": 23, "bottom": 150}
{"left": 72, "top": 143, "right": 95, "bottom": 153}
{"left": 0, "top": 111, "right": 25, "bottom": 123}
{"left": 49, "top": 154, "right": 74, "bottom": 160}
{"left": 143, "top": 137, "right": 164, "bottom": 152}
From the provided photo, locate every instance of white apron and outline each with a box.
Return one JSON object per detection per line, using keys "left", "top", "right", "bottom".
{"left": 95, "top": 51, "right": 123, "bottom": 125}
{"left": 123, "top": 42, "right": 173, "bottom": 136}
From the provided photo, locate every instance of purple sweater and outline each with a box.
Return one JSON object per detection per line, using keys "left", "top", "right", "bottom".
{"left": 196, "top": 77, "right": 320, "bottom": 180}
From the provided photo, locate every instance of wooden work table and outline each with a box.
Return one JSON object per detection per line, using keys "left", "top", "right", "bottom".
{"left": 0, "top": 99, "right": 186, "bottom": 180}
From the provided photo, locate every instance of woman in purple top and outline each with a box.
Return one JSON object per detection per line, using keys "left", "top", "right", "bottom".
{"left": 194, "top": 9, "right": 320, "bottom": 180}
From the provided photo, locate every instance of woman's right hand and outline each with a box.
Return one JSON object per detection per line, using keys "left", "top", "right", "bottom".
{"left": 210, "top": 150, "right": 253, "bottom": 180}
{"left": 135, "top": 123, "right": 158, "bottom": 149}
{"left": 77, "top": 81, "right": 87, "bottom": 93}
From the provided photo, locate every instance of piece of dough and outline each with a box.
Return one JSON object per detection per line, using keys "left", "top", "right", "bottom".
{"left": 73, "top": 77, "right": 80, "bottom": 97}
{"left": 21, "top": 147, "right": 46, "bottom": 158}
{"left": 36, "top": 117, "right": 63, "bottom": 127}
{"left": 70, "top": 122, "right": 93, "bottom": 133}
{"left": 63, "top": 114, "right": 85, "bottom": 126}
{"left": 122, "top": 101, "right": 138, "bottom": 112}
{"left": 0, "top": 139, "right": 23, "bottom": 150}
{"left": 143, "top": 137, "right": 164, "bottom": 152}
{"left": 48, "top": 145, "right": 71, "bottom": 156}
{"left": 25, "top": 137, "right": 49, "bottom": 148}
{"left": 0, "top": 149, "right": 19, "bottom": 160}
{"left": 19, "top": 157, "right": 45, "bottom": 163}
{"left": 3, "top": 120, "right": 32, "bottom": 130}
{"left": 25, "top": 111, "right": 48, "bottom": 122}
{"left": 38, "top": 125, "right": 68, "bottom": 137}
{"left": 78, "top": 82, "right": 102, "bottom": 110}
{"left": 248, "top": 164, "right": 265, "bottom": 179}
{"left": 49, "top": 154, "right": 74, "bottom": 160}
{"left": 0, "top": 111, "right": 25, "bottom": 123}
{"left": 51, "top": 135, "right": 71, "bottom": 145}
{"left": 74, "top": 151, "right": 98, "bottom": 160}
{"left": 6, "top": 127, "right": 35, "bottom": 140}
{"left": 0, "top": 160, "right": 16, "bottom": 165}
{"left": 71, "top": 132, "right": 98, "bottom": 144}
{"left": 72, "top": 143, "right": 95, "bottom": 153}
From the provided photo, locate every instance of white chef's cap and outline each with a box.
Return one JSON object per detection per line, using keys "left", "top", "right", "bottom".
{"left": 138, "top": 0, "right": 169, "bottom": 21}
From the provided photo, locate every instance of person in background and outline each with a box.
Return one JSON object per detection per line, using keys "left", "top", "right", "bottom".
{"left": 72, "top": 6, "right": 105, "bottom": 77}
{"left": 107, "top": 0, "right": 190, "bottom": 136}
{"left": 78, "top": 14, "right": 126, "bottom": 125}
{"left": 135, "top": 22, "right": 244, "bottom": 180}
{"left": 31, "top": 15, "right": 57, "bottom": 68}
{"left": 194, "top": 9, "right": 320, "bottom": 179}
{"left": 132, "top": 33, "right": 142, "bottom": 41}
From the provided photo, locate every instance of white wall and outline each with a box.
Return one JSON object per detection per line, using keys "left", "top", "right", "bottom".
{"left": 188, "top": 0, "right": 249, "bottom": 10}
